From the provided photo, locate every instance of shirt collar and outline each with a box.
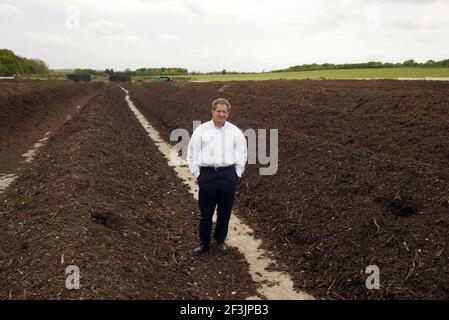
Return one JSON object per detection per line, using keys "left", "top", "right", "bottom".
{"left": 210, "top": 119, "right": 227, "bottom": 129}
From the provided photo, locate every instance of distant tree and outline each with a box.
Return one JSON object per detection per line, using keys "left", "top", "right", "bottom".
{"left": 29, "top": 59, "right": 49, "bottom": 74}
{"left": 221, "top": 69, "right": 227, "bottom": 74}
{"left": 0, "top": 63, "right": 7, "bottom": 76}
{"left": 0, "top": 49, "right": 47, "bottom": 75}
{"left": 403, "top": 59, "right": 418, "bottom": 67}
{"left": 134, "top": 67, "right": 188, "bottom": 76}
{"left": 73, "top": 68, "right": 95, "bottom": 75}
{"left": 367, "top": 61, "right": 384, "bottom": 68}
{"left": 424, "top": 60, "right": 436, "bottom": 67}
{"left": 272, "top": 57, "right": 449, "bottom": 73}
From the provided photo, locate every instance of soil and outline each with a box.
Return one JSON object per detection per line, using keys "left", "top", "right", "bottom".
{"left": 0, "top": 83, "right": 257, "bottom": 299}
{"left": 125, "top": 79, "right": 449, "bottom": 299}
{"left": 0, "top": 80, "right": 104, "bottom": 173}
{"left": 2, "top": 78, "right": 448, "bottom": 300}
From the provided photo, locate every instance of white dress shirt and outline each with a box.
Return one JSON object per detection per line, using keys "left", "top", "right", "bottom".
{"left": 187, "top": 120, "right": 247, "bottom": 178}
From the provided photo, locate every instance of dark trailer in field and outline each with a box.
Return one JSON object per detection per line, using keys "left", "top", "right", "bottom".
{"left": 109, "top": 75, "right": 132, "bottom": 82}
{"left": 150, "top": 76, "right": 170, "bottom": 82}
{"left": 67, "top": 74, "right": 91, "bottom": 81}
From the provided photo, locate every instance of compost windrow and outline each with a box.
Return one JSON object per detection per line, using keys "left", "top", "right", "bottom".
{"left": 0, "top": 84, "right": 257, "bottom": 299}
{"left": 125, "top": 80, "right": 449, "bottom": 299}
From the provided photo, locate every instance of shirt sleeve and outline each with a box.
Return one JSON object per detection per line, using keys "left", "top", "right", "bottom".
{"left": 187, "top": 126, "right": 201, "bottom": 178}
{"left": 234, "top": 128, "right": 247, "bottom": 177}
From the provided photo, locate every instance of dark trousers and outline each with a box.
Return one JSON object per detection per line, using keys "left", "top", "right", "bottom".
{"left": 197, "top": 166, "right": 239, "bottom": 246}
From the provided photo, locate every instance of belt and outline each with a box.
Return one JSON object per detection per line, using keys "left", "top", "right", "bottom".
{"left": 202, "top": 165, "right": 234, "bottom": 171}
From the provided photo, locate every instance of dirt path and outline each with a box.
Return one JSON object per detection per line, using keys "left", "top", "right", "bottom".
{"left": 0, "top": 131, "right": 51, "bottom": 193}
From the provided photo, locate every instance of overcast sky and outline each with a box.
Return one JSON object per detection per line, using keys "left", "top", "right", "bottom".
{"left": 1, "top": 0, "right": 448, "bottom": 72}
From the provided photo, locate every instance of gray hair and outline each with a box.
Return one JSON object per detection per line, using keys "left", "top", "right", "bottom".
{"left": 211, "top": 98, "right": 231, "bottom": 112}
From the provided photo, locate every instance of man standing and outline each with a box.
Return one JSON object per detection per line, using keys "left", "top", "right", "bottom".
{"left": 187, "top": 98, "right": 247, "bottom": 256}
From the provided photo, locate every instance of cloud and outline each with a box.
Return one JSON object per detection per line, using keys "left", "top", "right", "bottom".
{"left": 0, "top": 3, "right": 24, "bottom": 18}
{"left": 137, "top": 0, "right": 206, "bottom": 15}
{"left": 159, "top": 33, "right": 182, "bottom": 42}
{"left": 25, "top": 33, "right": 74, "bottom": 48}
{"left": 182, "top": 0, "right": 206, "bottom": 15}
{"left": 2, "top": 0, "right": 449, "bottom": 71}
{"left": 372, "top": 0, "right": 445, "bottom": 3}
{"left": 83, "top": 20, "right": 141, "bottom": 41}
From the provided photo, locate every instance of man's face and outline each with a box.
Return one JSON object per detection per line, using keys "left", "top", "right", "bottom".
{"left": 212, "top": 104, "right": 229, "bottom": 126}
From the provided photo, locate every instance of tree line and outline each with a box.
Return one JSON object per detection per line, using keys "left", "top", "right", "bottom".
{"left": 2, "top": 48, "right": 448, "bottom": 77}
{"left": 272, "top": 59, "right": 449, "bottom": 73}
{"left": 0, "top": 49, "right": 49, "bottom": 76}
{"left": 73, "top": 67, "right": 188, "bottom": 76}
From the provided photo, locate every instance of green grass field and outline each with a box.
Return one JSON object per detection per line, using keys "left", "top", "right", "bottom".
{"left": 28, "top": 67, "right": 449, "bottom": 82}
{"left": 171, "top": 68, "right": 449, "bottom": 82}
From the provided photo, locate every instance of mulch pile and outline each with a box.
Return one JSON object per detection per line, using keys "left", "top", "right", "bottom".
{"left": 126, "top": 79, "right": 449, "bottom": 299}
{"left": 0, "top": 84, "right": 257, "bottom": 299}
{"left": 0, "top": 80, "right": 104, "bottom": 172}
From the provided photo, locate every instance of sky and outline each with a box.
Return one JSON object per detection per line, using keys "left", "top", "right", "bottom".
{"left": 0, "top": 0, "right": 448, "bottom": 72}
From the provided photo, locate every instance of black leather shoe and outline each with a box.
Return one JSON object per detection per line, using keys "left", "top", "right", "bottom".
{"left": 193, "top": 244, "right": 209, "bottom": 257}
{"left": 217, "top": 242, "right": 228, "bottom": 255}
